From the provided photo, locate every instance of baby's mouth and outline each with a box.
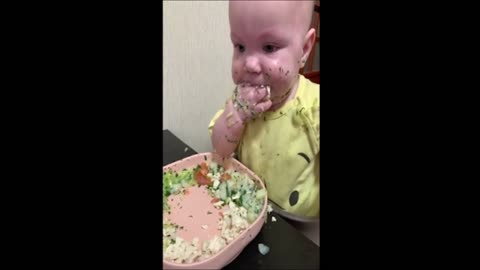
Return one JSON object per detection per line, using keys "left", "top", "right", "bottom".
{"left": 239, "top": 82, "right": 268, "bottom": 88}
{"left": 238, "top": 83, "right": 271, "bottom": 100}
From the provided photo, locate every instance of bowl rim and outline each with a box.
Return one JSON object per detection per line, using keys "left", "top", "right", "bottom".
{"left": 163, "top": 152, "right": 268, "bottom": 267}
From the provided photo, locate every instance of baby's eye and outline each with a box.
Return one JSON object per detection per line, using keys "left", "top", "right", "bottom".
{"left": 263, "top": 45, "right": 279, "bottom": 53}
{"left": 234, "top": 44, "right": 245, "bottom": 53}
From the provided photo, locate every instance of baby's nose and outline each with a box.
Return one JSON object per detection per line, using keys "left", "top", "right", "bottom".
{"left": 244, "top": 56, "right": 261, "bottom": 74}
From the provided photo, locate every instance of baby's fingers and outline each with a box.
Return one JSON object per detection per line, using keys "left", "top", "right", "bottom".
{"left": 252, "top": 86, "right": 270, "bottom": 102}
{"left": 238, "top": 85, "right": 270, "bottom": 104}
{"left": 253, "top": 99, "right": 272, "bottom": 114}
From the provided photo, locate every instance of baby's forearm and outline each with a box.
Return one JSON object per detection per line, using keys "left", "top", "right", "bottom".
{"left": 211, "top": 100, "right": 245, "bottom": 157}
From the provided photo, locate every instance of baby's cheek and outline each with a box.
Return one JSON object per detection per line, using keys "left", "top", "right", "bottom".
{"left": 269, "top": 61, "right": 295, "bottom": 78}
{"left": 271, "top": 66, "right": 296, "bottom": 85}
{"left": 231, "top": 64, "right": 242, "bottom": 83}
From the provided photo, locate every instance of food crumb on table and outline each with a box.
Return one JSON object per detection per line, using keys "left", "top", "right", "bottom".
{"left": 258, "top": 243, "right": 270, "bottom": 255}
{"left": 272, "top": 216, "right": 277, "bottom": 222}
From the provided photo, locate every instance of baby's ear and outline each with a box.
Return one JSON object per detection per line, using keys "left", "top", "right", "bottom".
{"left": 300, "top": 29, "right": 316, "bottom": 68}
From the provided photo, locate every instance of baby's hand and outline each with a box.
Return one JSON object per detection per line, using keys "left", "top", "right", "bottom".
{"left": 232, "top": 84, "right": 272, "bottom": 122}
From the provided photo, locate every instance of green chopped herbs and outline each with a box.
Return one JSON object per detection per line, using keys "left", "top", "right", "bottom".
{"left": 163, "top": 168, "right": 195, "bottom": 211}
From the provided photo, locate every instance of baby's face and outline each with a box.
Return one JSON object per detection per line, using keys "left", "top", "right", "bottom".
{"left": 229, "top": 1, "right": 310, "bottom": 103}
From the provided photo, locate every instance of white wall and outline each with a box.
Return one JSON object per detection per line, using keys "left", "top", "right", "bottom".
{"left": 163, "top": 1, "right": 234, "bottom": 153}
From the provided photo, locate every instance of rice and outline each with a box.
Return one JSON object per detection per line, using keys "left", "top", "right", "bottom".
{"left": 202, "top": 235, "right": 227, "bottom": 257}
{"left": 219, "top": 201, "right": 250, "bottom": 242}
{"left": 164, "top": 237, "right": 202, "bottom": 264}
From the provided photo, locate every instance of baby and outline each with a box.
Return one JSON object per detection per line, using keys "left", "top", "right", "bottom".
{"left": 209, "top": 0, "right": 319, "bottom": 218}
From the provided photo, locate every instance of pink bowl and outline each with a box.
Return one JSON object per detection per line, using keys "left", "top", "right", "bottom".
{"left": 163, "top": 152, "right": 268, "bottom": 270}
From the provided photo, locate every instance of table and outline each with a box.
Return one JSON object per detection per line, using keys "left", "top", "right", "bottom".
{"left": 163, "top": 130, "right": 320, "bottom": 269}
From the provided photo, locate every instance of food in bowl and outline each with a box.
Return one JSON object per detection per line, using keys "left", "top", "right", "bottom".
{"left": 163, "top": 160, "right": 267, "bottom": 264}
